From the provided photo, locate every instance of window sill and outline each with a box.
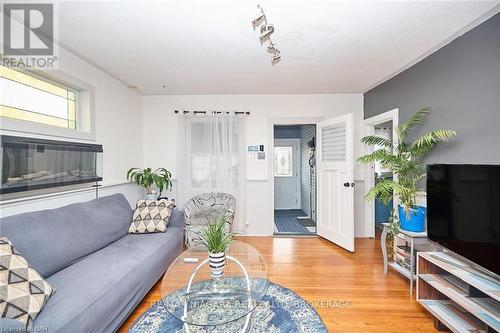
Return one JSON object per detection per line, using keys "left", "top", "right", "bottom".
{"left": 0, "top": 117, "right": 95, "bottom": 142}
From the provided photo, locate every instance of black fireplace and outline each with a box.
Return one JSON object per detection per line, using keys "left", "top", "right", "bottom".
{"left": 1, "top": 135, "right": 103, "bottom": 194}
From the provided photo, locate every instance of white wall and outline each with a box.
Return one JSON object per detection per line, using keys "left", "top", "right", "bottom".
{"left": 0, "top": 183, "right": 141, "bottom": 218}
{"left": 0, "top": 47, "right": 144, "bottom": 216}
{"left": 142, "top": 94, "right": 367, "bottom": 236}
{"left": 56, "top": 48, "right": 144, "bottom": 185}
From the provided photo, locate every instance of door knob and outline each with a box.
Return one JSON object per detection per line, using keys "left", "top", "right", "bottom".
{"left": 343, "top": 182, "right": 350, "bottom": 187}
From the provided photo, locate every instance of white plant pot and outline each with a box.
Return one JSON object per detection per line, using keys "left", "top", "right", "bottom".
{"left": 145, "top": 193, "right": 157, "bottom": 201}
{"left": 208, "top": 251, "right": 226, "bottom": 278}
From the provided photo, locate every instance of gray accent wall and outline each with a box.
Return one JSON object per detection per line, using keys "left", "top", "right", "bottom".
{"left": 274, "top": 125, "right": 302, "bottom": 139}
{"left": 364, "top": 13, "right": 500, "bottom": 165}
{"left": 300, "top": 125, "right": 316, "bottom": 220}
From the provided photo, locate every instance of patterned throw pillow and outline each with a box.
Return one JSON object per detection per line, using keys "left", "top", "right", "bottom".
{"left": 0, "top": 236, "right": 55, "bottom": 328}
{"left": 128, "top": 199, "right": 175, "bottom": 234}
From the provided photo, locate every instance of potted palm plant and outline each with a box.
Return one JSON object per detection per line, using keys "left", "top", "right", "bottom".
{"left": 127, "top": 167, "right": 172, "bottom": 200}
{"left": 358, "top": 107, "right": 456, "bottom": 232}
{"left": 195, "top": 214, "right": 237, "bottom": 278}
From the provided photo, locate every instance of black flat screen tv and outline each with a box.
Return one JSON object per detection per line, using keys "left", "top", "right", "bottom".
{"left": 427, "top": 164, "right": 500, "bottom": 276}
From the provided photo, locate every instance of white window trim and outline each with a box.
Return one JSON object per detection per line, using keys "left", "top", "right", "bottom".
{"left": 0, "top": 69, "right": 96, "bottom": 141}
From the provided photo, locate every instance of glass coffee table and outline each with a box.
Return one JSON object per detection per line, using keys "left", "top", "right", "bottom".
{"left": 160, "top": 240, "right": 269, "bottom": 332}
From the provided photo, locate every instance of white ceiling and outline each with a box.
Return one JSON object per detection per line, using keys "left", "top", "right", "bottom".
{"left": 57, "top": 0, "right": 500, "bottom": 95}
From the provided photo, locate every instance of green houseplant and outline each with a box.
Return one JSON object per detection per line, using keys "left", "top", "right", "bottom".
{"left": 358, "top": 107, "right": 456, "bottom": 232}
{"left": 195, "top": 214, "right": 237, "bottom": 278}
{"left": 127, "top": 167, "right": 172, "bottom": 200}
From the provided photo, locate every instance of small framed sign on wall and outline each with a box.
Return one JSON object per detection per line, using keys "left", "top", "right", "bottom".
{"left": 247, "top": 142, "right": 267, "bottom": 180}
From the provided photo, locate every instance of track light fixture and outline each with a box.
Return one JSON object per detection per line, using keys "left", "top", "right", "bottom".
{"left": 271, "top": 53, "right": 281, "bottom": 66}
{"left": 251, "top": 4, "right": 282, "bottom": 66}
{"left": 267, "top": 43, "right": 279, "bottom": 55}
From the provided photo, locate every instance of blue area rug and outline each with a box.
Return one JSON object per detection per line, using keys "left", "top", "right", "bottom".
{"left": 129, "top": 281, "right": 327, "bottom": 333}
{"left": 274, "top": 210, "right": 312, "bottom": 234}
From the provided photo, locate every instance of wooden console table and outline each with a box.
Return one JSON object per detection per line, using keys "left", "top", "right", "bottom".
{"left": 381, "top": 223, "right": 428, "bottom": 295}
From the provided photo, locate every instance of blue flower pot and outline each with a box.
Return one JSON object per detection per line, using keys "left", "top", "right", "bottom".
{"left": 398, "top": 205, "right": 426, "bottom": 232}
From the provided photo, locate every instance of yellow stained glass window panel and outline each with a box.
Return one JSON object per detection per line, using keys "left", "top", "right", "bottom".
{"left": 0, "top": 66, "right": 68, "bottom": 98}
{"left": 0, "top": 65, "right": 78, "bottom": 130}
{"left": 67, "top": 91, "right": 76, "bottom": 101}
{"left": 68, "top": 100, "right": 76, "bottom": 121}
{"left": 0, "top": 105, "right": 70, "bottom": 128}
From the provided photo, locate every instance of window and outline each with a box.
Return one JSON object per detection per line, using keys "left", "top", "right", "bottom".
{"left": 321, "top": 122, "right": 346, "bottom": 162}
{"left": 188, "top": 118, "right": 243, "bottom": 191}
{"left": 274, "top": 146, "right": 293, "bottom": 177}
{"left": 0, "top": 65, "right": 78, "bottom": 129}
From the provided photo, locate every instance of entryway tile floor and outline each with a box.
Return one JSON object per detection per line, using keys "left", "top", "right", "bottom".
{"left": 274, "top": 209, "right": 316, "bottom": 235}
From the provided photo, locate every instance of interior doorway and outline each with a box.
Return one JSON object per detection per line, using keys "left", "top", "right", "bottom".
{"left": 273, "top": 125, "right": 317, "bottom": 235}
{"left": 363, "top": 109, "right": 399, "bottom": 238}
{"left": 373, "top": 120, "right": 394, "bottom": 232}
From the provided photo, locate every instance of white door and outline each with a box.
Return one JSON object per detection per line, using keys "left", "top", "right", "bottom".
{"left": 317, "top": 114, "right": 355, "bottom": 252}
{"left": 274, "top": 139, "right": 301, "bottom": 210}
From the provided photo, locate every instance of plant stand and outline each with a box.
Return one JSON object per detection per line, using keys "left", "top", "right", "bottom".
{"left": 381, "top": 223, "right": 428, "bottom": 296}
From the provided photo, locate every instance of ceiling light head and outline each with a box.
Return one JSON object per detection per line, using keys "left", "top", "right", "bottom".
{"left": 259, "top": 24, "right": 274, "bottom": 45}
{"left": 251, "top": 7, "right": 266, "bottom": 30}
{"left": 271, "top": 53, "right": 281, "bottom": 66}
{"left": 267, "top": 43, "right": 279, "bottom": 55}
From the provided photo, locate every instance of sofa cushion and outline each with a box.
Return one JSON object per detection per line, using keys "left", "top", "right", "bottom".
{"left": 0, "top": 318, "right": 24, "bottom": 331}
{"left": 168, "top": 207, "right": 185, "bottom": 229}
{"left": 33, "top": 226, "right": 184, "bottom": 333}
{"left": 0, "top": 237, "right": 55, "bottom": 328}
{"left": 0, "top": 194, "right": 133, "bottom": 278}
{"left": 129, "top": 199, "right": 175, "bottom": 234}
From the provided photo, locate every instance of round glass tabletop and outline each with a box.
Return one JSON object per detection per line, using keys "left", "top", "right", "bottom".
{"left": 160, "top": 240, "right": 269, "bottom": 327}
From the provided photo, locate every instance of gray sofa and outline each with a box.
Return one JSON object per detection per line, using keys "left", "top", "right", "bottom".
{"left": 0, "top": 193, "right": 184, "bottom": 332}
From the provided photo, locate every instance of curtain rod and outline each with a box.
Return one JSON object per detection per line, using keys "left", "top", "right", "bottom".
{"left": 174, "top": 110, "right": 250, "bottom": 115}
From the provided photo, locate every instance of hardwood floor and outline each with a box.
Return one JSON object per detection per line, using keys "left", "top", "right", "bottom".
{"left": 119, "top": 236, "right": 437, "bottom": 332}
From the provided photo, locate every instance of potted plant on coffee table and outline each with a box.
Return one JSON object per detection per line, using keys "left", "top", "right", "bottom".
{"left": 127, "top": 167, "right": 172, "bottom": 200}
{"left": 195, "top": 214, "right": 237, "bottom": 278}
{"left": 358, "top": 107, "right": 456, "bottom": 232}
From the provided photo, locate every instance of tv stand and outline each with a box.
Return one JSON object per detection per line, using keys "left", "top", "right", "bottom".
{"left": 440, "top": 252, "right": 500, "bottom": 284}
{"left": 417, "top": 252, "right": 500, "bottom": 332}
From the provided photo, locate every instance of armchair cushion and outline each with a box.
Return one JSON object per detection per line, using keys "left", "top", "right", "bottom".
{"left": 183, "top": 193, "right": 236, "bottom": 246}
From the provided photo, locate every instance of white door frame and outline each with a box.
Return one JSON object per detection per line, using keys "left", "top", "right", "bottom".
{"left": 274, "top": 138, "right": 301, "bottom": 209}
{"left": 269, "top": 117, "right": 324, "bottom": 233}
{"left": 363, "top": 109, "right": 399, "bottom": 238}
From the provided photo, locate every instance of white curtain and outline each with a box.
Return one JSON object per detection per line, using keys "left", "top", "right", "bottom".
{"left": 178, "top": 113, "right": 247, "bottom": 231}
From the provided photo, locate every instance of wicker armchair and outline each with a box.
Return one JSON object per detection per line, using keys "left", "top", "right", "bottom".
{"left": 183, "top": 192, "right": 236, "bottom": 247}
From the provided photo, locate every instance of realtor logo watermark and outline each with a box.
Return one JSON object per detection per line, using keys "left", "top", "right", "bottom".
{"left": 2, "top": 2, "right": 59, "bottom": 69}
